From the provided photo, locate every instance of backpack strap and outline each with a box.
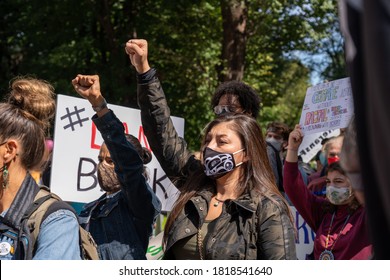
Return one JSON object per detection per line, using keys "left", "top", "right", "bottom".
{"left": 23, "top": 186, "right": 99, "bottom": 260}
{"left": 22, "top": 187, "right": 62, "bottom": 254}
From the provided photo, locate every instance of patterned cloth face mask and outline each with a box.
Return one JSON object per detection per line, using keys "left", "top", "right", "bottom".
{"left": 326, "top": 185, "right": 351, "bottom": 205}
{"left": 97, "top": 163, "right": 121, "bottom": 193}
{"left": 203, "top": 147, "right": 245, "bottom": 179}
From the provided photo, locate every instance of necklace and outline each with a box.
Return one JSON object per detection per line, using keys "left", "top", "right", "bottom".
{"left": 197, "top": 226, "right": 204, "bottom": 260}
{"left": 213, "top": 197, "right": 226, "bottom": 207}
{"left": 319, "top": 212, "right": 351, "bottom": 260}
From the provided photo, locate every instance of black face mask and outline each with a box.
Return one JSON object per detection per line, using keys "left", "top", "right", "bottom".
{"left": 203, "top": 147, "right": 244, "bottom": 179}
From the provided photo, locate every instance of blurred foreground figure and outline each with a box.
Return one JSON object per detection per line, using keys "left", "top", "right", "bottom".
{"left": 339, "top": 0, "right": 390, "bottom": 259}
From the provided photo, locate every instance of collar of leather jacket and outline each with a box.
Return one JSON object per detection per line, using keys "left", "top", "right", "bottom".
{"left": 192, "top": 189, "right": 258, "bottom": 214}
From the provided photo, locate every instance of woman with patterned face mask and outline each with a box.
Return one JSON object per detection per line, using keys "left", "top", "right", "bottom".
{"left": 284, "top": 124, "right": 372, "bottom": 260}
{"left": 160, "top": 115, "right": 297, "bottom": 260}
{"left": 126, "top": 39, "right": 296, "bottom": 260}
{"left": 325, "top": 166, "right": 354, "bottom": 206}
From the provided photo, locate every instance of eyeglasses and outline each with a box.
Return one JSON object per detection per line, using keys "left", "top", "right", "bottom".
{"left": 0, "top": 141, "right": 7, "bottom": 147}
{"left": 213, "top": 105, "right": 241, "bottom": 116}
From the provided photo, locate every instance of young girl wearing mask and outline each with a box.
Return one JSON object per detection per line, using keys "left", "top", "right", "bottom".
{"left": 284, "top": 124, "right": 372, "bottom": 260}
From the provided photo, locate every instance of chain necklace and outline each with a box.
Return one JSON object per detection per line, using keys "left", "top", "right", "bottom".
{"left": 197, "top": 226, "right": 204, "bottom": 260}
{"left": 319, "top": 212, "right": 351, "bottom": 260}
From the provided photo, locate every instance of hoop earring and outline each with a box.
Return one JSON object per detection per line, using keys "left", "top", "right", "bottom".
{"left": 2, "top": 164, "right": 9, "bottom": 189}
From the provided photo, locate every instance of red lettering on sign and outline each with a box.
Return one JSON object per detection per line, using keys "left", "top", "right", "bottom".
{"left": 138, "top": 126, "right": 151, "bottom": 152}
{"left": 90, "top": 121, "right": 130, "bottom": 150}
{"left": 91, "top": 123, "right": 100, "bottom": 150}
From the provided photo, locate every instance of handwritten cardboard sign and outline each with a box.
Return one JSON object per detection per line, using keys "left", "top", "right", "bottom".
{"left": 299, "top": 78, "right": 354, "bottom": 135}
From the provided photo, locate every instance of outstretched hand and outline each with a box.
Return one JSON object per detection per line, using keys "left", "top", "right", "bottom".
{"left": 71, "top": 74, "right": 103, "bottom": 107}
{"left": 125, "top": 39, "right": 151, "bottom": 74}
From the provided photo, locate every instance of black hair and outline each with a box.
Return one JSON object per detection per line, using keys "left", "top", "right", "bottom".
{"left": 211, "top": 81, "right": 261, "bottom": 119}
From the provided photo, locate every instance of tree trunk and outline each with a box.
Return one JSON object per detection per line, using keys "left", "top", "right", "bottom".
{"left": 218, "top": 0, "right": 248, "bottom": 82}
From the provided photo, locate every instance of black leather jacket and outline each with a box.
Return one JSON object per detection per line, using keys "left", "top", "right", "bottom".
{"left": 137, "top": 69, "right": 297, "bottom": 259}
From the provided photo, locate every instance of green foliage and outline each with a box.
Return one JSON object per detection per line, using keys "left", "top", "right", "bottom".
{"left": 259, "top": 60, "right": 310, "bottom": 131}
{"left": 0, "top": 0, "right": 344, "bottom": 150}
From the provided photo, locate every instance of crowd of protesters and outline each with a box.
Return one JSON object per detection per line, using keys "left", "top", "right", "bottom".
{"left": 3, "top": 0, "right": 389, "bottom": 258}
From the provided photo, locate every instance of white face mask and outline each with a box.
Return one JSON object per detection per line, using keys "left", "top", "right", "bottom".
{"left": 326, "top": 185, "right": 351, "bottom": 205}
{"left": 266, "top": 137, "right": 283, "bottom": 151}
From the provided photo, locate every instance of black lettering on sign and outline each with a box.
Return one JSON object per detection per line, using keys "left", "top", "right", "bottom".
{"left": 77, "top": 157, "right": 98, "bottom": 191}
{"left": 152, "top": 168, "right": 169, "bottom": 199}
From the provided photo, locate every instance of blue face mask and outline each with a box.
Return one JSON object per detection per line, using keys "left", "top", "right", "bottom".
{"left": 203, "top": 147, "right": 245, "bottom": 179}
{"left": 319, "top": 151, "right": 327, "bottom": 166}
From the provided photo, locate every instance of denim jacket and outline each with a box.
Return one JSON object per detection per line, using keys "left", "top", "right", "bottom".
{"left": 79, "top": 110, "right": 161, "bottom": 260}
{"left": 0, "top": 173, "right": 80, "bottom": 260}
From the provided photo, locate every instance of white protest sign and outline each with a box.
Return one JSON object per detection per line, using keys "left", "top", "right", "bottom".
{"left": 298, "top": 129, "right": 341, "bottom": 163}
{"left": 50, "top": 94, "right": 182, "bottom": 211}
{"left": 299, "top": 77, "right": 354, "bottom": 135}
{"left": 291, "top": 206, "right": 315, "bottom": 260}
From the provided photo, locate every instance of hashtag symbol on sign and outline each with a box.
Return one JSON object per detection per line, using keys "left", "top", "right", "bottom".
{"left": 61, "top": 106, "right": 90, "bottom": 131}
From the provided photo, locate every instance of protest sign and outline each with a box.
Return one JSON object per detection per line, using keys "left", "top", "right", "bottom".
{"left": 50, "top": 94, "right": 183, "bottom": 211}
{"left": 291, "top": 206, "right": 315, "bottom": 260}
{"left": 299, "top": 78, "right": 354, "bottom": 135}
{"left": 298, "top": 129, "right": 341, "bottom": 163}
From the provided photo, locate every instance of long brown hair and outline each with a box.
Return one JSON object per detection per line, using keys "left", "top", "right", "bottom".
{"left": 163, "top": 114, "right": 293, "bottom": 246}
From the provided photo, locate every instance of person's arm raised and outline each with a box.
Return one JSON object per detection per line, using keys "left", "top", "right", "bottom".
{"left": 285, "top": 124, "right": 303, "bottom": 163}
{"left": 125, "top": 39, "right": 199, "bottom": 185}
{"left": 125, "top": 39, "right": 151, "bottom": 74}
{"left": 71, "top": 74, "right": 109, "bottom": 117}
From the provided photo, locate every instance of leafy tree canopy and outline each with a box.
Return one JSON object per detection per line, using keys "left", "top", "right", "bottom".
{"left": 0, "top": 0, "right": 345, "bottom": 150}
